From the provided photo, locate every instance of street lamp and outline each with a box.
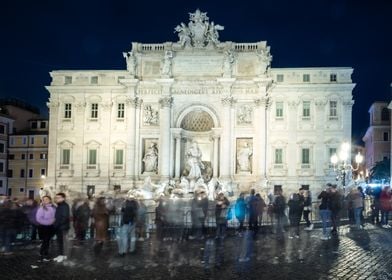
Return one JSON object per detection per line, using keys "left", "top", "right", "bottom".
{"left": 330, "top": 142, "right": 363, "bottom": 191}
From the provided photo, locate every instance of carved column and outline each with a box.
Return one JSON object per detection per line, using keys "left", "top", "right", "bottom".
{"left": 253, "top": 99, "right": 263, "bottom": 179}
{"left": 174, "top": 135, "right": 182, "bottom": 179}
{"left": 126, "top": 97, "right": 138, "bottom": 179}
{"left": 134, "top": 98, "right": 143, "bottom": 178}
{"left": 220, "top": 96, "right": 235, "bottom": 180}
{"left": 213, "top": 135, "right": 219, "bottom": 178}
{"left": 159, "top": 97, "right": 173, "bottom": 180}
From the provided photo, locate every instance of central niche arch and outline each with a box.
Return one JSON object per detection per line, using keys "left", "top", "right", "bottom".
{"left": 175, "top": 104, "right": 220, "bottom": 130}
{"left": 180, "top": 110, "right": 214, "bottom": 131}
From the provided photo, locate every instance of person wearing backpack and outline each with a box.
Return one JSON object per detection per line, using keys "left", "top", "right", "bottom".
{"left": 117, "top": 195, "right": 139, "bottom": 256}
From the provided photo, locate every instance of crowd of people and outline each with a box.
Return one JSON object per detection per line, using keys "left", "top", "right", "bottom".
{"left": 0, "top": 183, "right": 391, "bottom": 262}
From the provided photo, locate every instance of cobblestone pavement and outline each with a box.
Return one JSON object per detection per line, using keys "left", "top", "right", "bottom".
{"left": 1, "top": 224, "right": 392, "bottom": 280}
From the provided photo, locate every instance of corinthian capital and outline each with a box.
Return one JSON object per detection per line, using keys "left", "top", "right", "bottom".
{"left": 221, "top": 96, "right": 236, "bottom": 107}
{"left": 159, "top": 97, "right": 173, "bottom": 108}
{"left": 126, "top": 97, "right": 143, "bottom": 108}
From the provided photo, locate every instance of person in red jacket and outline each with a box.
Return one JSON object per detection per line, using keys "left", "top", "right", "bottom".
{"left": 379, "top": 185, "right": 391, "bottom": 228}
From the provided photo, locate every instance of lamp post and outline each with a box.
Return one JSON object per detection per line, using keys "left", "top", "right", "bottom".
{"left": 330, "top": 142, "right": 363, "bottom": 193}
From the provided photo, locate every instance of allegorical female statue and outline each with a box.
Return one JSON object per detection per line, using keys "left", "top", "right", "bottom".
{"left": 143, "top": 143, "right": 158, "bottom": 173}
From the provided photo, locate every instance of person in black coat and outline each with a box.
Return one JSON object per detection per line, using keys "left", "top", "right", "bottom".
{"left": 53, "top": 193, "right": 70, "bottom": 262}
{"left": 288, "top": 193, "right": 304, "bottom": 238}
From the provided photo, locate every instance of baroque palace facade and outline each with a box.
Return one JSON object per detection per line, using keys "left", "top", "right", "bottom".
{"left": 45, "top": 10, "right": 355, "bottom": 197}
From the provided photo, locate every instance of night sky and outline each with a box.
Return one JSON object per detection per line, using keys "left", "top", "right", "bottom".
{"left": 1, "top": 0, "right": 391, "bottom": 143}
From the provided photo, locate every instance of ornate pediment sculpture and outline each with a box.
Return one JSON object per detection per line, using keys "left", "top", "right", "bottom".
{"left": 174, "top": 9, "right": 224, "bottom": 49}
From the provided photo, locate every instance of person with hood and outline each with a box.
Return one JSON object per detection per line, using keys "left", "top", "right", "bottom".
{"left": 235, "top": 193, "right": 246, "bottom": 234}
{"left": 36, "top": 196, "right": 56, "bottom": 262}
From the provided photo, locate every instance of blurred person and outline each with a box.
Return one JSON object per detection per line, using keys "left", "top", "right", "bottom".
{"left": 235, "top": 193, "right": 246, "bottom": 234}
{"left": 347, "top": 187, "right": 364, "bottom": 230}
{"left": 190, "top": 191, "right": 208, "bottom": 240}
{"left": 300, "top": 188, "right": 313, "bottom": 231}
{"left": 318, "top": 185, "right": 332, "bottom": 240}
{"left": 329, "top": 185, "right": 342, "bottom": 235}
{"left": 255, "top": 193, "right": 266, "bottom": 228}
{"left": 272, "top": 189, "right": 286, "bottom": 236}
{"left": 23, "top": 198, "right": 40, "bottom": 241}
{"left": 288, "top": 193, "right": 303, "bottom": 238}
{"left": 136, "top": 199, "right": 148, "bottom": 241}
{"left": 92, "top": 197, "right": 109, "bottom": 252}
{"left": 36, "top": 196, "right": 56, "bottom": 262}
{"left": 117, "top": 195, "right": 138, "bottom": 256}
{"left": 215, "top": 192, "right": 230, "bottom": 239}
{"left": 73, "top": 198, "right": 91, "bottom": 243}
{"left": 247, "top": 189, "right": 258, "bottom": 232}
{"left": 380, "top": 185, "right": 391, "bottom": 228}
{"left": 0, "top": 200, "right": 26, "bottom": 255}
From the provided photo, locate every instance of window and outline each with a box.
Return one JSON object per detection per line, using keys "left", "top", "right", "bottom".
{"left": 41, "top": 168, "right": 46, "bottom": 176}
{"left": 302, "top": 148, "right": 310, "bottom": 164}
{"left": 0, "top": 180, "right": 2, "bottom": 188}
{"left": 61, "top": 149, "right": 70, "bottom": 165}
{"left": 0, "top": 143, "right": 4, "bottom": 153}
{"left": 303, "top": 74, "right": 310, "bottom": 82}
{"left": 88, "top": 149, "right": 97, "bottom": 165}
{"left": 8, "top": 169, "right": 13, "bottom": 178}
{"left": 31, "top": 121, "right": 37, "bottom": 129}
{"left": 0, "top": 162, "right": 4, "bottom": 172}
{"left": 40, "top": 122, "right": 47, "bottom": 129}
{"left": 329, "top": 148, "right": 337, "bottom": 167}
{"left": 274, "top": 185, "right": 282, "bottom": 195}
{"left": 40, "top": 153, "right": 47, "bottom": 160}
{"left": 43, "top": 137, "right": 47, "bottom": 145}
{"left": 302, "top": 101, "right": 310, "bottom": 118}
{"left": 29, "top": 153, "right": 34, "bottom": 160}
{"left": 64, "top": 76, "right": 72, "bottom": 85}
{"left": 384, "top": 132, "right": 389, "bottom": 141}
{"left": 8, "top": 188, "right": 12, "bottom": 196}
{"left": 22, "top": 137, "right": 27, "bottom": 145}
{"left": 117, "top": 103, "right": 125, "bottom": 119}
{"left": 275, "top": 149, "right": 283, "bottom": 164}
{"left": 330, "top": 74, "right": 337, "bottom": 82}
{"left": 276, "top": 102, "right": 284, "bottom": 118}
{"left": 381, "top": 108, "right": 390, "bottom": 121}
{"left": 115, "top": 149, "right": 124, "bottom": 165}
{"left": 19, "top": 188, "right": 25, "bottom": 193}
{"left": 64, "top": 103, "right": 72, "bottom": 119}
{"left": 10, "top": 137, "right": 14, "bottom": 146}
{"left": 276, "top": 74, "right": 284, "bottom": 82}
{"left": 21, "top": 153, "right": 26, "bottom": 160}
{"left": 30, "top": 137, "right": 35, "bottom": 145}
{"left": 29, "top": 169, "right": 33, "bottom": 178}
{"left": 0, "top": 124, "right": 5, "bottom": 134}
{"left": 329, "top": 101, "right": 337, "bottom": 118}
{"left": 91, "top": 103, "right": 98, "bottom": 119}
{"left": 20, "top": 169, "right": 25, "bottom": 178}
{"left": 91, "top": 76, "right": 98, "bottom": 84}
{"left": 8, "top": 154, "right": 14, "bottom": 160}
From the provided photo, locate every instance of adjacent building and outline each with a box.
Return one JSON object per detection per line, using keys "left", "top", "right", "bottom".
{"left": 362, "top": 101, "right": 391, "bottom": 173}
{"left": 0, "top": 108, "right": 14, "bottom": 195}
{"left": 45, "top": 10, "right": 355, "bottom": 197}
{"left": 7, "top": 119, "right": 49, "bottom": 199}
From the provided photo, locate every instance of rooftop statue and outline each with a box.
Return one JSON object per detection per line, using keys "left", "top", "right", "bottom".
{"left": 174, "top": 9, "right": 224, "bottom": 48}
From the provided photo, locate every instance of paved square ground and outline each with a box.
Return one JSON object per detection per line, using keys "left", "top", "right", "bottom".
{"left": 1, "top": 224, "right": 392, "bottom": 280}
